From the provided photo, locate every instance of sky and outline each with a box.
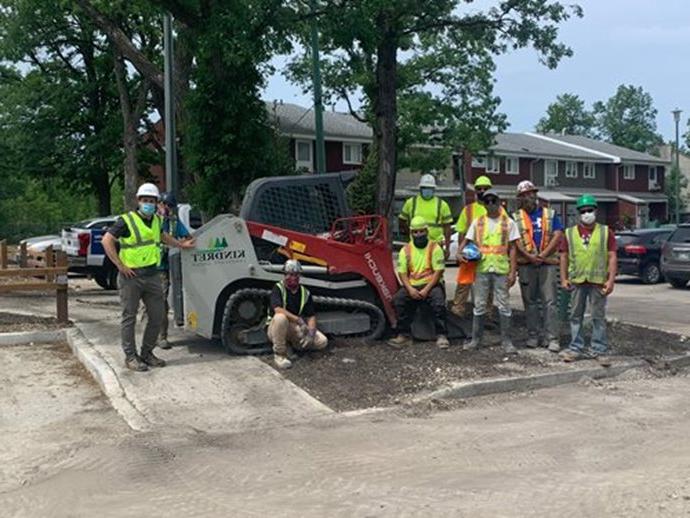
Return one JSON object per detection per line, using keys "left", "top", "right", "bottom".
{"left": 263, "top": 0, "right": 690, "bottom": 142}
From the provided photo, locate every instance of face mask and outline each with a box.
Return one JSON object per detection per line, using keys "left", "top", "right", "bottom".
{"left": 420, "top": 188, "right": 434, "bottom": 200}
{"left": 413, "top": 235, "right": 429, "bottom": 249}
{"left": 284, "top": 276, "right": 300, "bottom": 291}
{"left": 520, "top": 194, "right": 537, "bottom": 212}
{"left": 139, "top": 202, "right": 156, "bottom": 217}
{"left": 476, "top": 191, "right": 486, "bottom": 202}
{"left": 580, "top": 211, "right": 596, "bottom": 225}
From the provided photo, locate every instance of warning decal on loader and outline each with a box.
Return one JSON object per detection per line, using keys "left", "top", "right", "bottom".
{"left": 262, "top": 230, "right": 288, "bottom": 247}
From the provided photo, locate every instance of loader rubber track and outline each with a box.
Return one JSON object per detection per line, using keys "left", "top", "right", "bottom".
{"left": 221, "top": 288, "right": 387, "bottom": 355}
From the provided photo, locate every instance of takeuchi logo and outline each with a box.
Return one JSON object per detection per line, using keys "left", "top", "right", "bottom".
{"left": 207, "top": 236, "right": 228, "bottom": 250}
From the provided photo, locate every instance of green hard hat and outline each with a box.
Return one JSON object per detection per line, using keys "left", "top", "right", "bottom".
{"left": 410, "top": 216, "right": 428, "bottom": 230}
{"left": 576, "top": 194, "right": 598, "bottom": 209}
{"left": 474, "top": 175, "right": 493, "bottom": 188}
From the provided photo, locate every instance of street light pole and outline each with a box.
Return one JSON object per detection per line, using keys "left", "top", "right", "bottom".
{"left": 672, "top": 109, "right": 682, "bottom": 224}
{"left": 164, "top": 13, "right": 178, "bottom": 197}
{"left": 310, "top": 0, "right": 326, "bottom": 174}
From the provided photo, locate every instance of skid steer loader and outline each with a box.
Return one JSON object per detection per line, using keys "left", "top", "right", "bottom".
{"left": 170, "top": 172, "right": 400, "bottom": 354}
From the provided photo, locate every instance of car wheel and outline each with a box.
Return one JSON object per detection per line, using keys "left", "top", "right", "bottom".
{"left": 641, "top": 263, "right": 661, "bottom": 284}
{"left": 668, "top": 277, "right": 688, "bottom": 289}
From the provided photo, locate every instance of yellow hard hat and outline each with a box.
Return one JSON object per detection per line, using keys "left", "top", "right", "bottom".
{"left": 410, "top": 216, "right": 428, "bottom": 231}
{"left": 474, "top": 175, "right": 493, "bottom": 188}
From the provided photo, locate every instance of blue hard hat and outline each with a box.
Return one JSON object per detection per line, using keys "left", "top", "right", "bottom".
{"left": 160, "top": 191, "right": 177, "bottom": 207}
{"left": 461, "top": 242, "right": 482, "bottom": 262}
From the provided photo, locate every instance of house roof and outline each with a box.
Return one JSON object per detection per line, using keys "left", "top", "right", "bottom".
{"left": 538, "top": 134, "right": 669, "bottom": 166}
{"left": 267, "top": 101, "right": 373, "bottom": 142}
{"left": 488, "top": 132, "right": 611, "bottom": 161}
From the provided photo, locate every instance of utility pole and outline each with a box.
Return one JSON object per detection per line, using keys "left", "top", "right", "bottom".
{"left": 164, "top": 13, "right": 178, "bottom": 197}
{"left": 672, "top": 108, "right": 682, "bottom": 224}
{"left": 310, "top": 0, "right": 326, "bottom": 174}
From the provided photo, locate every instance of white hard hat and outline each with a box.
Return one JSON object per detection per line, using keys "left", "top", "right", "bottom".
{"left": 419, "top": 174, "right": 437, "bottom": 189}
{"left": 284, "top": 259, "right": 302, "bottom": 274}
{"left": 136, "top": 183, "right": 160, "bottom": 199}
{"left": 517, "top": 180, "right": 538, "bottom": 195}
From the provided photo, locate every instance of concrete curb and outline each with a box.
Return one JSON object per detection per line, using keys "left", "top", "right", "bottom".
{"left": 65, "top": 327, "right": 152, "bottom": 432}
{"left": 0, "top": 329, "right": 67, "bottom": 346}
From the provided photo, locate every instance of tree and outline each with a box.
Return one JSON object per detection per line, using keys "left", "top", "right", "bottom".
{"left": 536, "top": 93, "right": 594, "bottom": 136}
{"left": 288, "top": 0, "right": 582, "bottom": 221}
{"left": 593, "top": 84, "right": 663, "bottom": 153}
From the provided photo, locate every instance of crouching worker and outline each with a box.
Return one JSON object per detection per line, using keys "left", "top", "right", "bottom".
{"left": 267, "top": 260, "right": 328, "bottom": 369}
{"left": 388, "top": 216, "right": 449, "bottom": 350}
{"left": 459, "top": 189, "right": 519, "bottom": 354}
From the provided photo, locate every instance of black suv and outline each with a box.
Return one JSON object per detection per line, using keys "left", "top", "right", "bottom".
{"left": 661, "top": 224, "right": 690, "bottom": 288}
{"left": 616, "top": 228, "right": 674, "bottom": 284}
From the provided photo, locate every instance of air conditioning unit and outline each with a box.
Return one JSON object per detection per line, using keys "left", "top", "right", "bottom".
{"left": 649, "top": 181, "right": 660, "bottom": 191}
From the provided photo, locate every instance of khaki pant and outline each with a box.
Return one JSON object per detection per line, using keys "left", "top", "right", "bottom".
{"left": 267, "top": 313, "right": 328, "bottom": 356}
{"left": 118, "top": 272, "right": 164, "bottom": 359}
{"left": 518, "top": 264, "right": 558, "bottom": 342}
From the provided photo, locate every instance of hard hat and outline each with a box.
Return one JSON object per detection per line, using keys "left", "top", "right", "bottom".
{"left": 517, "top": 180, "right": 538, "bottom": 195}
{"left": 160, "top": 191, "right": 177, "bottom": 207}
{"left": 418, "top": 174, "right": 437, "bottom": 189}
{"left": 136, "top": 183, "right": 160, "bottom": 199}
{"left": 284, "top": 259, "right": 303, "bottom": 274}
{"left": 461, "top": 242, "right": 482, "bottom": 262}
{"left": 482, "top": 189, "right": 500, "bottom": 200}
{"left": 576, "top": 194, "right": 598, "bottom": 209}
{"left": 474, "top": 175, "right": 493, "bottom": 188}
{"left": 409, "top": 216, "right": 428, "bottom": 231}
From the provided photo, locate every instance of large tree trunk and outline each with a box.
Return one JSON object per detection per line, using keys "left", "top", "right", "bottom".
{"left": 93, "top": 169, "right": 111, "bottom": 216}
{"left": 374, "top": 16, "right": 398, "bottom": 221}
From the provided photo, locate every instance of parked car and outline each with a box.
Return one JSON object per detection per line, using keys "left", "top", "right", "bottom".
{"left": 616, "top": 228, "right": 673, "bottom": 284}
{"left": 61, "top": 216, "right": 118, "bottom": 290}
{"left": 661, "top": 224, "right": 690, "bottom": 288}
{"left": 14, "top": 235, "right": 62, "bottom": 267}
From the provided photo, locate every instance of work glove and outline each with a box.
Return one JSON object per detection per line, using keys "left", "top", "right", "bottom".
{"left": 300, "top": 328, "right": 316, "bottom": 349}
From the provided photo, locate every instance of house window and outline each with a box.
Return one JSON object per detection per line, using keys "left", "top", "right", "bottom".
{"left": 623, "top": 164, "right": 636, "bottom": 180}
{"left": 565, "top": 161, "right": 578, "bottom": 178}
{"left": 649, "top": 166, "right": 659, "bottom": 190}
{"left": 471, "top": 156, "right": 486, "bottom": 168}
{"left": 506, "top": 157, "right": 519, "bottom": 175}
{"left": 486, "top": 156, "right": 500, "bottom": 174}
{"left": 583, "top": 163, "right": 595, "bottom": 179}
{"left": 295, "top": 139, "right": 313, "bottom": 172}
{"left": 343, "top": 142, "right": 363, "bottom": 165}
{"left": 545, "top": 159, "right": 558, "bottom": 187}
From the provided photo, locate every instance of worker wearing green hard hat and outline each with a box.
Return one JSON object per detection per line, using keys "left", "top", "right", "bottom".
{"left": 559, "top": 193, "right": 617, "bottom": 367}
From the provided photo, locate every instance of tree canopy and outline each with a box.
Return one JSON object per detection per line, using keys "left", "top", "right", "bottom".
{"left": 536, "top": 93, "right": 595, "bottom": 137}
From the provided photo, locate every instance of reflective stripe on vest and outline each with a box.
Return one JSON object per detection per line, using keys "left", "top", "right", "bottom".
{"left": 476, "top": 214, "right": 510, "bottom": 275}
{"left": 404, "top": 241, "right": 438, "bottom": 285}
{"left": 566, "top": 224, "right": 609, "bottom": 285}
{"left": 514, "top": 208, "right": 557, "bottom": 264}
{"left": 118, "top": 211, "right": 161, "bottom": 268}
{"left": 267, "top": 282, "right": 309, "bottom": 322}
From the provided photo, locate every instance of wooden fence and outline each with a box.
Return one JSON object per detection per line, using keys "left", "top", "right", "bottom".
{"left": 0, "top": 240, "right": 69, "bottom": 323}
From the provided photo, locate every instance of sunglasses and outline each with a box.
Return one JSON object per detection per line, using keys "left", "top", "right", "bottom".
{"left": 476, "top": 188, "right": 489, "bottom": 193}
{"left": 485, "top": 198, "right": 500, "bottom": 205}
{"left": 411, "top": 229, "right": 427, "bottom": 236}
{"left": 579, "top": 208, "right": 595, "bottom": 214}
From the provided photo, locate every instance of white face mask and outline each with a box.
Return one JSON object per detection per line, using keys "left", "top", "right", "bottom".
{"left": 580, "top": 211, "right": 596, "bottom": 225}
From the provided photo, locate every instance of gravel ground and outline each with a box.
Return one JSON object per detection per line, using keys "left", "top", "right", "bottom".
{"left": 267, "top": 312, "right": 690, "bottom": 411}
{"left": 0, "top": 311, "right": 71, "bottom": 332}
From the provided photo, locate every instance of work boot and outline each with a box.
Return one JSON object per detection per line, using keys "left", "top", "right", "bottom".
{"left": 525, "top": 337, "right": 539, "bottom": 349}
{"left": 596, "top": 354, "right": 612, "bottom": 367}
{"left": 274, "top": 354, "right": 292, "bottom": 369}
{"left": 436, "top": 335, "right": 450, "bottom": 349}
{"left": 450, "top": 304, "right": 465, "bottom": 318}
{"left": 286, "top": 347, "right": 299, "bottom": 361}
{"left": 387, "top": 334, "right": 412, "bottom": 349}
{"left": 463, "top": 315, "right": 484, "bottom": 351}
{"left": 140, "top": 352, "right": 166, "bottom": 368}
{"left": 559, "top": 349, "right": 581, "bottom": 362}
{"left": 125, "top": 355, "right": 148, "bottom": 372}
{"left": 158, "top": 339, "right": 172, "bottom": 350}
{"left": 547, "top": 339, "right": 561, "bottom": 353}
{"left": 500, "top": 314, "right": 517, "bottom": 355}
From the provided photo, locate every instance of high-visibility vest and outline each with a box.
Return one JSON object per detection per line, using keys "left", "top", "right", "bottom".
{"left": 408, "top": 195, "right": 447, "bottom": 243}
{"left": 118, "top": 211, "right": 162, "bottom": 269}
{"left": 267, "top": 281, "right": 310, "bottom": 322}
{"left": 403, "top": 241, "right": 439, "bottom": 287}
{"left": 566, "top": 224, "right": 609, "bottom": 285}
{"left": 513, "top": 208, "right": 558, "bottom": 265}
{"left": 475, "top": 214, "right": 510, "bottom": 275}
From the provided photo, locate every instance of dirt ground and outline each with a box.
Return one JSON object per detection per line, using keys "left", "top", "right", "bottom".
{"left": 268, "top": 312, "right": 690, "bottom": 411}
{"left": 0, "top": 311, "right": 71, "bottom": 332}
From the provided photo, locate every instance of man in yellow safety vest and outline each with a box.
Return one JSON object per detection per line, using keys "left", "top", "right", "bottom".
{"left": 458, "top": 189, "right": 519, "bottom": 353}
{"left": 513, "top": 180, "right": 564, "bottom": 352}
{"left": 559, "top": 194, "right": 617, "bottom": 367}
{"left": 102, "top": 183, "right": 196, "bottom": 372}
{"left": 399, "top": 174, "right": 453, "bottom": 259}
{"left": 388, "top": 216, "right": 449, "bottom": 349}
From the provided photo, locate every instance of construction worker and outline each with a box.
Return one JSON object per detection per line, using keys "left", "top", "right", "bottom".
{"left": 388, "top": 216, "right": 449, "bottom": 349}
{"left": 513, "top": 180, "right": 564, "bottom": 352}
{"left": 559, "top": 195, "right": 617, "bottom": 367}
{"left": 458, "top": 189, "right": 519, "bottom": 354}
{"left": 267, "top": 260, "right": 328, "bottom": 369}
{"left": 102, "top": 183, "right": 196, "bottom": 372}
{"left": 451, "top": 175, "right": 499, "bottom": 317}
{"left": 156, "top": 192, "right": 191, "bottom": 350}
{"left": 399, "top": 174, "right": 453, "bottom": 259}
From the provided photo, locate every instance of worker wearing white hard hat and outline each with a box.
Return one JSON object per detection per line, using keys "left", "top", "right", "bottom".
{"left": 513, "top": 179, "right": 564, "bottom": 352}
{"left": 398, "top": 172, "right": 453, "bottom": 259}
{"left": 102, "top": 183, "right": 196, "bottom": 372}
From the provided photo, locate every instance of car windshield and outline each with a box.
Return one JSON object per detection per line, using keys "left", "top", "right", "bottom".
{"left": 669, "top": 227, "right": 690, "bottom": 243}
{"left": 616, "top": 234, "right": 638, "bottom": 247}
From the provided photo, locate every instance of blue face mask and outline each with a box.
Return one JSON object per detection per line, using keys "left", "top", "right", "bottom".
{"left": 139, "top": 202, "right": 156, "bottom": 217}
{"left": 420, "top": 188, "right": 434, "bottom": 200}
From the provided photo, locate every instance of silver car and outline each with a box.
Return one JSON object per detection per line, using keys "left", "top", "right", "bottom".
{"left": 660, "top": 224, "right": 690, "bottom": 288}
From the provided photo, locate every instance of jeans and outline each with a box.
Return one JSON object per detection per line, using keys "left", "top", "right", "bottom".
{"left": 393, "top": 284, "right": 447, "bottom": 336}
{"left": 568, "top": 284, "right": 608, "bottom": 354}
{"left": 518, "top": 264, "right": 558, "bottom": 341}
{"left": 473, "top": 273, "right": 511, "bottom": 317}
